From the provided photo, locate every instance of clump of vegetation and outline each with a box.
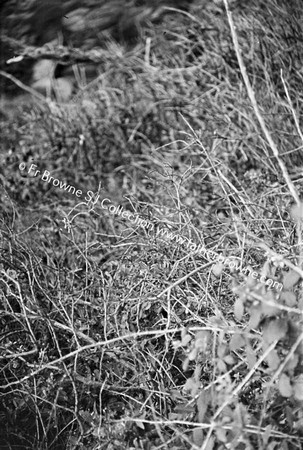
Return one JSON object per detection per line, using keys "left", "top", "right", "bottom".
{"left": 0, "top": 0, "right": 303, "bottom": 449}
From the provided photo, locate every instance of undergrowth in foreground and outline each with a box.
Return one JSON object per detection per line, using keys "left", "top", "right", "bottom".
{"left": 0, "top": 0, "right": 303, "bottom": 449}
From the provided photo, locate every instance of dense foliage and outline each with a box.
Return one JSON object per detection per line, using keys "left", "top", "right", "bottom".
{"left": 0, "top": 0, "right": 303, "bottom": 449}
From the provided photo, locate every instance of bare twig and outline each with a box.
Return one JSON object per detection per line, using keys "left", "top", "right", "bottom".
{"left": 222, "top": 0, "right": 301, "bottom": 207}
{"left": 0, "top": 70, "right": 49, "bottom": 105}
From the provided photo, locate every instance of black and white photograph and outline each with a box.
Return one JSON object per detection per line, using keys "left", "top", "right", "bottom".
{"left": 0, "top": 0, "right": 303, "bottom": 449}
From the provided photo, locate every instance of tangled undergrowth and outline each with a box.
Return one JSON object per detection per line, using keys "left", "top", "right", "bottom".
{"left": 0, "top": 0, "right": 303, "bottom": 449}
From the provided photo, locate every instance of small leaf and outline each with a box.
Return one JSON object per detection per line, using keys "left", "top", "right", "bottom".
{"left": 188, "top": 348, "right": 198, "bottom": 361}
{"left": 285, "top": 405, "right": 294, "bottom": 428}
{"left": 217, "top": 344, "right": 226, "bottom": 359}
{"left": 246, "top": 346, "right": 257, "bottom": 369}
{"left": 222, "top": 405, "right": 233, "bottom": 419}
{"left": 182, "top": 357, "right": 189, "bottom": 372}
{"left": 267, "top": 442, "right": 280, "bottom": 450}
{"left": 212, "top": 263, "right": 224, "bottom": 277}
{"left": 279, "top": 373, "right": 292, "bottom": 398}
{"left": 197, "top": 391, "right": 210, "bottom": 422}
{"left": 217, "top": 359, "right": 227, "bottom": 372}
{"left": 79, "top": 410, "right": 94, "bottom": 424}
{"left": 194, "top": 365, "right": 202, "bottom": 381}
{"left": 289, "top": 202, "right": 303, "bottom": 222}
{"left": 285, "top": 354, "right": 299, "bottom": 372}
{"left": 192, "top": 428, "right": 204, "bottom": 446}
{"left": 266, "top": 349, "right": 280, "bottom": 371}
{"left": 230, "top": 333, "right": 245, "bottom": 351}
{"left": 263, "top": 318, "right": 288, "bottom": 344}
{"left": 218, "top": 329, "right": 225, "bottom": 344}
{"left": 260, "top": 260, "right": 273, "bottom": 279}
{"left": 181, "top": 334, "right": 192, "bottom": 346}
{"left": 262, "top": 424, "right": 272, "bottom": 446}
{"left": 280, "top": 291, "right": 297, "bottom": 307}
{"left": 172, "top": 340, "right": 182, "bottom": 349}
{"left": 261, "top": 291, "right": 279, "bottom": 317}
{"left": 208, "top": 315, "right": 225, "bottom": 327}
{"left": 293, "top": 375, "right": 303, "bottom": 401}
{"left": 183, "top": 377, "right": 199, "bottom": 397}
{"left": 224, "top": 354, "right": 235, "bottom": 365}
{"left": 183, "top": 377, "right": 196, "bottom": 392}
{"left": 181, "top": 327, "right": 188, "bottom": 339}
{"left": 174, "top": 403, "right": 195, "bottom": 415}
{"left": 283, "top": 270, "right": 301, "bottom": 290}
{"left": 204, "top": 437, "right": 215, "bottom": 450}
{"left": 248, "top": 305, "right": 262, "bottom": 329}
{"left": 194, "top": 331, "right": 210, "bottom": 352}
{"left": 136, "top": 420, "right": 145, "bottom": 430}
{"left": 261, "top": 302, "right": 279, "bottom": 317}
{"left": 294, "top": 418, "right": 303, "bottom": 432}
{"left": 234, "top": 297, "right": 244, "bottom": 320}
{"left": 170, "top": 390, "right": 185, "bottom": 401}
{"left": 215, "top": 427, "right": 227, "bottom": 443}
